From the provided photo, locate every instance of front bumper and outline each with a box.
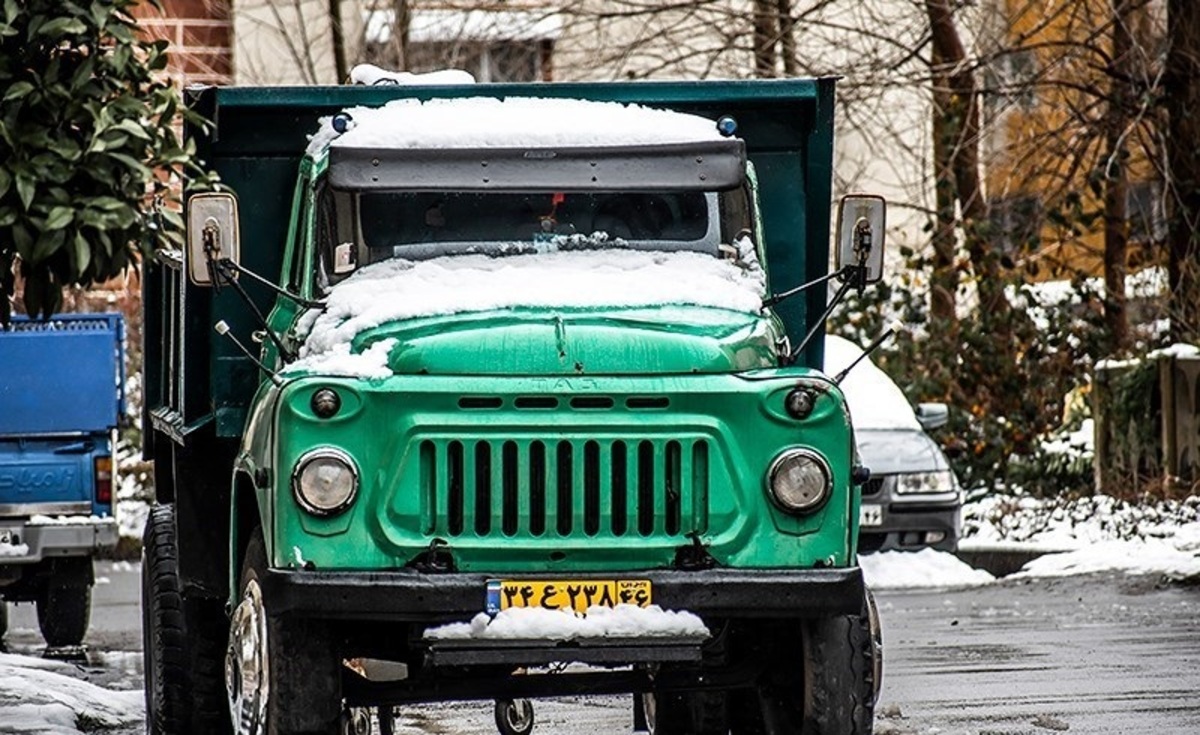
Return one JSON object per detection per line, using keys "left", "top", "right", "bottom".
{"left": 859, "top": 500, "right": 961, "bottom": 553}
{"left": 260, "top": 566, "right": 865, "bottom": 622}
{"left": 0, "top": 518, "right": 118, "bottom": 564}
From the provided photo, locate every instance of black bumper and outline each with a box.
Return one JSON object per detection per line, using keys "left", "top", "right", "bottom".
{"left": 260, "top": 567, "right": 864, "bottom": 622}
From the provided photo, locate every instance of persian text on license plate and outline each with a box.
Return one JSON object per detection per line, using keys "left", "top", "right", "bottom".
{"left": 859, "top": 503, "right": 884, "bottom": 527}
{"left": 486, "top": 579, "right": 651, "bottom": 615}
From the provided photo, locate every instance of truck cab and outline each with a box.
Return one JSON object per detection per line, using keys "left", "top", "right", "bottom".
{"left": 0, "top": 313, "right": 122, "bottom": 648}
{"left": 142, "top": 80, "right": 885, "bottom": 735}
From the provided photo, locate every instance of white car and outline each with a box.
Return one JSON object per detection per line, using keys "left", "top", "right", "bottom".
{"left": 824, "top": 335, "right": 963, "bottom": 552}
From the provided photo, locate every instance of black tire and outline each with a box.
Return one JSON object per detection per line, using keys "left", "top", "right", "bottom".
{"left": 0, "top": 600, "right": 8, "bottom": 641}
{"left": 493, "top": 698, "right": 535, "bottom": 735}
{"left": 235, "top": 528, "right": 341, "bottom": 735}
{"left": 37, "top": 569, "right": 91, "bottom": 647}
{"left": 799, "top": 590, "right": 878, "bottom": 735}
{"left": 142, "top": 504, "right": 232, "bottom": 735}
{"left": 735, "top": 590, "right": 880, "bottom": 735}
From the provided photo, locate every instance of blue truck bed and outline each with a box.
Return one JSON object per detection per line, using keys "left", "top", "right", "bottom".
{"left": 0, "top": 314, "right": 125, "bottom": 436}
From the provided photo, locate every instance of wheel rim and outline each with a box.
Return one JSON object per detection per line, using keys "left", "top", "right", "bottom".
{"left": 226, "top": 578, "right": 269, "bottom": 735}
{"left": 641, "top": 693, "right": 658, "bottom": 734}
{"left": 503, "top": 699, "right": 534, "bottom": 731}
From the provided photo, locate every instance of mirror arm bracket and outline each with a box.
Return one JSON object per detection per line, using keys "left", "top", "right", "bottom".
{"left": 211, "top": 259, "right": 299, "bottom": 364}
{"left": 216, "top": 258, "right": 324, "bottom": 310}
{"left": 762, "top": 265, "right": 852, "bottom": 310}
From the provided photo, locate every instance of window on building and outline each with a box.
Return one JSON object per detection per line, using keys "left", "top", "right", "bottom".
{"left": 1126, "top": 180, "right": 1167, "bottom": 245}
{"left": 984, "top": 48, "right": 1038, "bottom": 114}
{"left": 363, "top": 9, "right": 560, "bottom": 83}
{"left": 988, "top": 195, "right": 1043, "bottom": 254}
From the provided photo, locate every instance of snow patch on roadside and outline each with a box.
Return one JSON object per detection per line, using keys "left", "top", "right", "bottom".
{"left": 0, "top": 652, "right": 143, "bottom": 733}
{"left": 961, "top": 493, "right": 1200, "bottom": 581}
{"left": 424, "top": 605, "right": 709, "bottom": 642}
{"left": 860, "top": 548, "right": 995, "bottom": 590}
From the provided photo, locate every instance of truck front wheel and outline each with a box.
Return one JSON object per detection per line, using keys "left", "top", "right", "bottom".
{"left": 36, "top": 557, "right": 91, "bottom": 647}
{"left": 227, "top": 529, "right": 341, "bottom": 735}
{"left": 737, "top": 590, "right": 880, "bottom": 735}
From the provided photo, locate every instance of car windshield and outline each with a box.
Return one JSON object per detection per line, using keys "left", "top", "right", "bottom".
{"left": 313, "top": 185, "right": 756, "bottom": 291}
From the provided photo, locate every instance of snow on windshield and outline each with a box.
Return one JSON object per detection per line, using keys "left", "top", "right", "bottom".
{"left": 308, "top": 96, "right": 728, "bottom": 157}
{"left": 287, "top": 239, "right": 765, "bottom": 371}
{"left": 823, "top": 334, "right": 921, "bottom": 431}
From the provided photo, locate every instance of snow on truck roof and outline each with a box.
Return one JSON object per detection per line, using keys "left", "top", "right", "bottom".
{"left": 307, "top": 96, "right": 730, "bottom": 157}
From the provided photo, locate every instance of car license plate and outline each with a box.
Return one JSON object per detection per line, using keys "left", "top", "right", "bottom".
{"left": 0, "top": 529, "right": 14, "bottom": 545}
{"left": 486, "top": 579, "right": 652, "bottom": 615}
{"left": 859, "top": 503, "right": 884, "bottom": 527}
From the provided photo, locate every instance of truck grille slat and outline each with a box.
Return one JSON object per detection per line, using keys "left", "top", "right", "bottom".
{"left": 418, "top": 436, "right": 709, "bottom": 539}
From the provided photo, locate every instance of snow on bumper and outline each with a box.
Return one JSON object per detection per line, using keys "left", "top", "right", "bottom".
{"left": 0, "top": 517, "right": 118, "bottom": 564}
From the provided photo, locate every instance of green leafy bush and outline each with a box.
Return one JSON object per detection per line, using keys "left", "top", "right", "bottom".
{"left": 0, "top": 0, "right": 205, "bottom": 322}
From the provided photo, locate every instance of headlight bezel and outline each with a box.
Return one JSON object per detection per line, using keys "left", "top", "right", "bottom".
{"left": 291, "top": 447, "right": 360, "bottom": 517}
{"left": 766, "top": 448, "right": 834, "bottom": 514}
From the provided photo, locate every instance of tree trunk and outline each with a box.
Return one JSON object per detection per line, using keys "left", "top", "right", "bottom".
{"left": 925, "top": 0, "right": 1008, "bottom": 318}
{"left": 753, "top": 0, "right": 777, "bottom": 78}
{"left": 1166, "top": 0, "right": 1200, "bottom": 344}
{"left": 1102, "top": 0, "right": 1133, "bottom": 354}
{"left": 930, "top": 46, "right": 958, "bottom": 323}
{"left": 391, "top": 0, "right": 411, "bottom": 70}
{"left": 328, "top": 0, "right": 347, "bottom": 82}
{"left": 777, "top": 0, "right": 797, "bottom": 76}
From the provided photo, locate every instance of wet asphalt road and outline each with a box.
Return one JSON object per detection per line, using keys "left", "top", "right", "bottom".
{"left": 4, "top": 561, "right": 1199, "bottom": 734}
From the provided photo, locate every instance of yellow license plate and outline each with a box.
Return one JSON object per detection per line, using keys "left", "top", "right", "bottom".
{"left": 486, "top": 579, "right": 651, "bottom": 615}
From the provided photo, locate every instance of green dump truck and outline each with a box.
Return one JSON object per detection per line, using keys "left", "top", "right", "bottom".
{"left": 141, "top": 78, "right": 887, "bottom": 735}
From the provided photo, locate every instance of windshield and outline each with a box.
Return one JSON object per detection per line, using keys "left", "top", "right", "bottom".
{"left": 314, "top": 185, "right": 756, "bottom": 292}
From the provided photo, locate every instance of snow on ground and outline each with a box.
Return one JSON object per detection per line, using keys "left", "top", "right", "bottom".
{"left": 963, "top": 493, "right": 1200, "bottom": 581}
{"left": 865, "top": 493, "right": 1200, "bottom": 588}
{"left": 425, "top": 605, "right": 709, "bottom": 641}
{"left": 861, "top": 548, "right": 995, "bottom": 590}
{"left": 0, "top": 652, "right": 143, "bottom": 734}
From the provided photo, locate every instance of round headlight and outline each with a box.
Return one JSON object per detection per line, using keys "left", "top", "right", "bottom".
{"left": 767, "top": 449, "right": 832, "bottom": 513}
{"left": 292, "top": 449, "right": 358, "bottom": 516}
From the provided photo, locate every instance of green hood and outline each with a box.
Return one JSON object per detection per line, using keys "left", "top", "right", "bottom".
{"left": 353, "top": 306, "right": 781, "bottom": 375}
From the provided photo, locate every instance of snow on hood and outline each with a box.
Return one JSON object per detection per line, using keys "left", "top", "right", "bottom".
{"left": 285, "top": 243, "right": 766, "bottom": 376}
{"left": 823, "top": 334, "right": 921, "bottom": 431}
{"left": 307, "top": 95, "right": 728, "bottom": 157}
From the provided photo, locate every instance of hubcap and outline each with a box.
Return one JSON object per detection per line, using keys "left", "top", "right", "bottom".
{"left": 226, "top": 578, "right": 269, "bottom": 735}
{"left": 502, "top": 698, "right": 534, "bottom": 732}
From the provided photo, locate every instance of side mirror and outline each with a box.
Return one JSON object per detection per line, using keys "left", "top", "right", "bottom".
{"left": 187, "top": 192, "right": 240, "bottom": 286}
{"left": 835, "top": 194, "right": 886, "bottom": 284}
{"left": 916, "top": 402, "right": 949, "bottom": 431}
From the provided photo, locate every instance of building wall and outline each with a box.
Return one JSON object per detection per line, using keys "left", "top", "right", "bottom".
{"left": 134, "top": 0, "right": 234, "bottom": 85}
{"left": 980, "top": 0, "right": 1166, "bottom": 278}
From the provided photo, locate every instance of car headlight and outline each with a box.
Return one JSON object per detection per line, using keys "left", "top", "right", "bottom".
{"left": 767, "top": 449, "right": 832, "bottom": 513}
{"left": 895, "top": 470, "right": 956, "bottom": 495}
{"left": 292, "top": 448, "right": 359, "bottom": 516}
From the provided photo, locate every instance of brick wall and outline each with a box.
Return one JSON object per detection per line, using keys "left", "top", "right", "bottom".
{"left": 133, "top": 0, "right": 233, "bottom": 86}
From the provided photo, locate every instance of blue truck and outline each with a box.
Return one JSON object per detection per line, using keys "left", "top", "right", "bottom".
{"left": 0, "top": 313, "right": 123, "bottom": 647}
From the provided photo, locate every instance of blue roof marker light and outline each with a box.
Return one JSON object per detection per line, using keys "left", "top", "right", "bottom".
{"left": 332, "top": 113, "right": 355, "bottom": 134}
{"left": 716, "top": 115, "right": 738, "bottom": 137}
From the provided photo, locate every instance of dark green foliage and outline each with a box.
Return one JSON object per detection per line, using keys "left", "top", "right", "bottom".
{"left": 0, "top": 0, "right": 207, "bottom": 323}
{"left": 831, "top": 259, "right": 1109, "bottom": 493}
